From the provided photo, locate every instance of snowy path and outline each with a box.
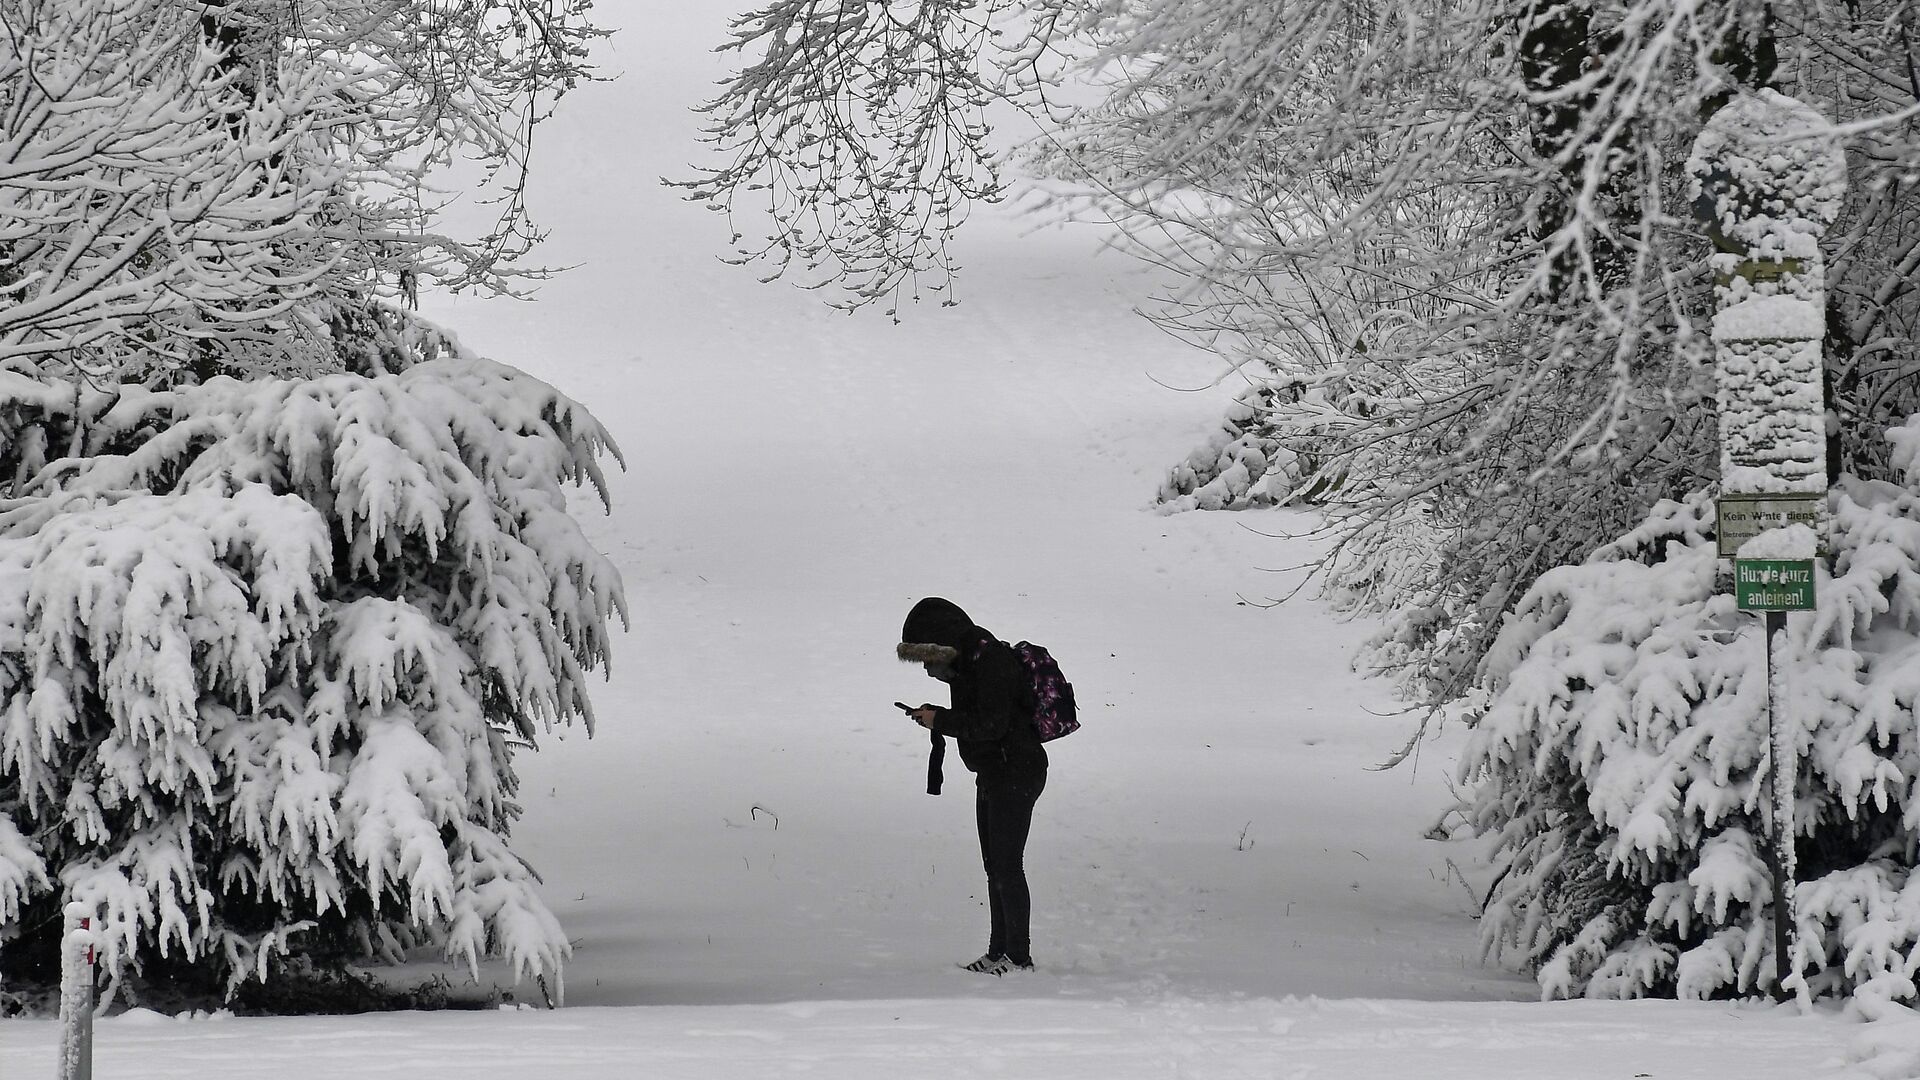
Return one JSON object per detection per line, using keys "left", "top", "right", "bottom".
{"left": 436, "top": 216, "right": 1528, "bottom": 1007}
{"left": 0, "top": 998, "right": 1861, "bottom": 1079}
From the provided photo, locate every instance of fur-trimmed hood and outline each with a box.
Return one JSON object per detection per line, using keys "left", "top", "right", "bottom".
{"left": 897, "top": 641, "right": 961, "bottom": 665}
{"left": 898, "top": 596, "right": 977, "bottom": 665}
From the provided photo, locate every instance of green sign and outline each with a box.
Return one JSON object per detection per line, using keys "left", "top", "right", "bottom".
{"left": 1735, "top": 558, "right": 1816, "bottom": 611}
{"left": 1717, "top": 492, "right": 1825, "bottom": 557}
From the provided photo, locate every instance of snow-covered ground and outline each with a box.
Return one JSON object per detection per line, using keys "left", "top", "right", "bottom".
{"left": 0, "top": 997, "right": 1875, "bottom": 1079}
{"left": 0, "top": 2, "right": 1897, "bottom": 1076}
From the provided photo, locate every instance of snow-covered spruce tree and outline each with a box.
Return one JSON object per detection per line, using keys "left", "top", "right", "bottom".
{"left": 0, "top": 347, "right": 625, "bottom": 1003}
{"left": 1464, "top": 419, "right": 1920, "bottom": 1000}
{"left": 0, "top": 0, "right": 618, "bottom": 1006}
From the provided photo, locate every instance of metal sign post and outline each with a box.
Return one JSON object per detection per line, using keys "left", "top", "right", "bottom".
{"left": 1730, "top": 552, "right": 1815, "bottom": 1002}
{"left": 1762, "top": 603, "right": 1792, "bottom": 994}
{"left": 59, "top": 903, "right": 94, "bottom": 1080}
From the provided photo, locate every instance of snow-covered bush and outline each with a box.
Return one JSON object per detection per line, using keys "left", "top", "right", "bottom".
{"left": 1156, "top": 385, "right": 1303, "bottom": 512}
{"left": 0, "top": 354, "right": 624, "bottom": 1003}
{"left": 1468, "top": 417, "right": 1920, "bottom": 1000}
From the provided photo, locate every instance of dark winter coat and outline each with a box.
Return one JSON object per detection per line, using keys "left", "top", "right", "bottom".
{"left": 898, "top": 598, "right": 1047, "bottom": 791}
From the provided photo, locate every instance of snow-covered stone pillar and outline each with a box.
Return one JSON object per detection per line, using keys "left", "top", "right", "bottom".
{"left": 1689, "top": 88, "right": 1844, "bottom": 503}
{"left": 1688, "top": 89, "right": 1846, "bottom": 1004}
{"left": 58, "top": 902, "right": 95, "bottom": 1080}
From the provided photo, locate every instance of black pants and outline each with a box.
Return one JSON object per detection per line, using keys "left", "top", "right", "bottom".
{"left": 976, "top": 771, "right": 1046, "bottom": 965}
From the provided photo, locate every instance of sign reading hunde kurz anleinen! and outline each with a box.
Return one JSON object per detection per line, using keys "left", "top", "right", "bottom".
{"left": 1734, "top": 557, "right": 1816, "bottom": 612}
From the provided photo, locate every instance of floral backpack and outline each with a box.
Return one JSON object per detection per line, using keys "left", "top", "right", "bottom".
{"left": 1010, "top": 641, "right": 1079, "bottom": 742}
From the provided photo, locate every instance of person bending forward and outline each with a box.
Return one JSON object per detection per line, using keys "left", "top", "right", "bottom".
{"left": 899, "top": 597, "right": 1048, "bottom": 976}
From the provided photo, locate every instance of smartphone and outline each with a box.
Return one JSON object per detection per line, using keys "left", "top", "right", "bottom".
{"left": 894, "top": 701, "right": 914, "bottom": 712}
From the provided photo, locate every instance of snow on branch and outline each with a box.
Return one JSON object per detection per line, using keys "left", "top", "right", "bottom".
{"left": 0, "top": 0, "right": 606, "bottom": 381}
{"left": 679, "top": 0, "right": 1085, "bottom": 316}
{"left": 0, "top": 0, "right": 336, "bottom": 368}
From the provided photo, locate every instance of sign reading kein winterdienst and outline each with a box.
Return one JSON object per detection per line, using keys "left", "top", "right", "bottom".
{"left": 1717, "top": 492, "right": 1825, "bottom": 558}
{"left": 1734, "top": 557, "right": 1816, "bottom": 611}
